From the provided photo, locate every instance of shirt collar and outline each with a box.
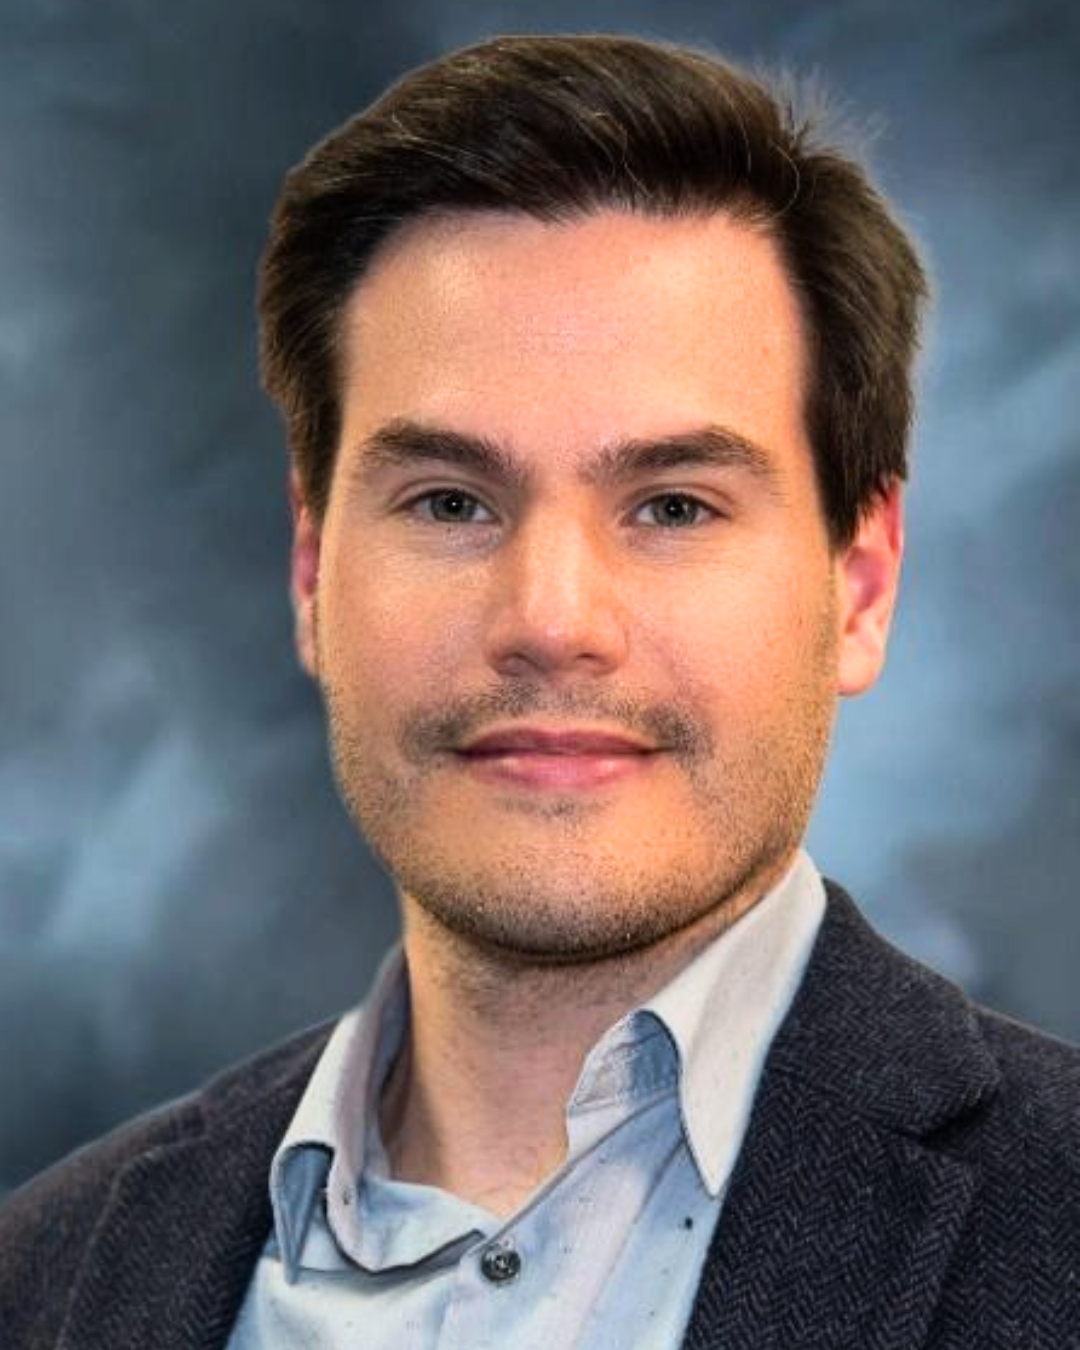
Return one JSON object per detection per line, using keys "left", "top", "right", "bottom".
{"left": 269, "top": 943, "right": 408, "bottom": 1280}
{"left": 640, "top": 848, "right": 826, "bottom": 1194}
{"left": 269, "top": 849, "right": 826, "bottom": 1273}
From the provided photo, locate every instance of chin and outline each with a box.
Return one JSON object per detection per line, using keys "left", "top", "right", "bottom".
{"left": 400, "top": 840, "right": 791, "bottom": 969}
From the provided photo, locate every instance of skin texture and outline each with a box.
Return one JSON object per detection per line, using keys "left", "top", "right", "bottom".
{"left": 289, "top": 209, "right": 903, "bottom": 1210}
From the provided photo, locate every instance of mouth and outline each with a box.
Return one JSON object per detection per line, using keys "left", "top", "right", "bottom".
{"left": 459, "top": 725, "right": 657, "bottom": 755}
{"left": 454, "top": 744, "right": 661, "bottom": 791}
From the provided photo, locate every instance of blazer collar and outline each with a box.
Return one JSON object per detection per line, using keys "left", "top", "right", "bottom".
{"left": 681, "top": 879, "right": 1001, "bottom": 1349}
{"left": 58, "top": 1023, "right": 333, "bottom": 1350}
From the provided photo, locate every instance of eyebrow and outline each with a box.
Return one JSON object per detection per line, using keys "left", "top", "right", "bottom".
{"left": 351, "top": 418, "right": 781, "bottom": 493}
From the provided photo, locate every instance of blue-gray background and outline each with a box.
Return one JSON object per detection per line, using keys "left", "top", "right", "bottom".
{"left": 1, "top": 0, "right": 1077, "bottom": 1192}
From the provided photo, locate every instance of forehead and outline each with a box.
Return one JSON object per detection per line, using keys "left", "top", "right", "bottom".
{"left": 338, "top": 208, "right": 810, "bottom": 477}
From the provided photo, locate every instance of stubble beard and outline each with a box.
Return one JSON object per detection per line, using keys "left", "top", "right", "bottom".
{"left": 319, "top": 595, "right": 839, "bottom": 971}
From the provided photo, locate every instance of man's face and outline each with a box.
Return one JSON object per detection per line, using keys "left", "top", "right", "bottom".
{"left": 291, "top": 209, "right": 901, "bottom": 963}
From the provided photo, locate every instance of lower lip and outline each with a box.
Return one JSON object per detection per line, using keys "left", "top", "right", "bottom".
{"left": 457, "top": 750, "right": 657, "bottom": 790}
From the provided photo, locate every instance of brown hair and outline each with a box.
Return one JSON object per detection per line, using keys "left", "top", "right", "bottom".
{"left": 258, "top": 33, "right": 928, "bottom": 548}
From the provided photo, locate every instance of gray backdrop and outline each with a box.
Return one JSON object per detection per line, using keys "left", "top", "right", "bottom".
{"left": 2, "top": 0, "right": 1077, "bottom": 1193}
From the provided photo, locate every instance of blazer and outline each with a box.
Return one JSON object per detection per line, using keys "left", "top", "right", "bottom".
{"left": 2, "top": 881, "right": 1079, "bottom": 1349}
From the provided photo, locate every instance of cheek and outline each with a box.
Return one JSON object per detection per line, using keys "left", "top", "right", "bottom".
{"left": 318, "top": 549, "right": 477, "bottom": 701}
{"left": 649, "top": 565, "right": 833, "bottom": 713}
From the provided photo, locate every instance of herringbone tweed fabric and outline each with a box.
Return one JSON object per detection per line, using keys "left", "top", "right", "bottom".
{"left": 2, "top": 882, "right": 1078, "bottom": 1348}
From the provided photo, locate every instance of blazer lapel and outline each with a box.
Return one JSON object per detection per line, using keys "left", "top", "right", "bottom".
{"left": 57, "top": 1027, "right": 331, "bottom": 1350}
{"left": 682, "top": 882, "right": 1000, "bottom": 1350}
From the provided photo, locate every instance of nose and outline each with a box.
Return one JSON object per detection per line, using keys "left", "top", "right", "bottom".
{"left": 480, "top": 509, "right": 630, "bottom": 680}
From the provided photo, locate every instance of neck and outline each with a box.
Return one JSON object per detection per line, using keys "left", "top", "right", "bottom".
{"left": 379, "top": 853, "right": 793, "bottom": 1215}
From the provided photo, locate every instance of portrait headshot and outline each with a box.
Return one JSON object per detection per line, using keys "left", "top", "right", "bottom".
{"left": 1, "top": 5, "right": 1078, "bottom": 1348}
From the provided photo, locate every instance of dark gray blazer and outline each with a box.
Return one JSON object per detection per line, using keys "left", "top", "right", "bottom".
{"left": 2, "top": 883, "right": 1079, "bottom": 1348}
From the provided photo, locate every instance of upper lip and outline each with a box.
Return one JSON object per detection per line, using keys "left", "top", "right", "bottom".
{"left": 458, "top": 726, "right": 658, "bottom": 756}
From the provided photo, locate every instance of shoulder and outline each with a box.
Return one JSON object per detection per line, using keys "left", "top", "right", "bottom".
{"left": 802, "top": 881, "right": 1080, "bottom": 1161}
{"left": 780, "top": 883, "right": 1080, "bottom": 1327}
{"left": 927, "top": 1001, "right": 1080, "bottom": 1332}
{"left": 0, "top": 1019, "right": 334, "bottom": 1340}
{"left": 1, "top": 1019, "right": 334, "bottom": 1225}
{"left": 966, "top": 1001, "right": 1080, "bottom": 1163}
{"left": 843, "top": 877, "right": 1080, "bottom": 1203}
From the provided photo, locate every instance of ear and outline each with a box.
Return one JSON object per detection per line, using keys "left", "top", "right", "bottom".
{"left": 836, "top": 484, "right": 905, "bottom": 698}
{"left": 289, "top": 467, "right": 321, "bottom": 680}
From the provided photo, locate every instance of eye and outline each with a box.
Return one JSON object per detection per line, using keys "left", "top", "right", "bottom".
{"left": 404, "top": 489, "right": 496, "bottom": 525}
{"left": 400, "top": 488, "right": 717, "bottom": 529}
{"left": 633, "top": 493, "right": 717, "bottom": 528}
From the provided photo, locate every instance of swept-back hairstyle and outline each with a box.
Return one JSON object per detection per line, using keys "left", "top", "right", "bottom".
{"left": 258, "top": 34, "right": 928, "bottom": 548}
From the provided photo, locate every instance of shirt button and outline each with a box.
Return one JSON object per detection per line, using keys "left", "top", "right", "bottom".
{"left": 480, "top": 1242, "right": 522, "bottom": 1284}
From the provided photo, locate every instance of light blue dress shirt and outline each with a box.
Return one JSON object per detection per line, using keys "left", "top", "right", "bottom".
{"left": 227, "top": 850, "right": 826, "bottom": 1349}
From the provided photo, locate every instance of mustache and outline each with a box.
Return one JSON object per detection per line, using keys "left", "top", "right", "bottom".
{"left": 397, "top": 690, "right": 710, "bottom": 764}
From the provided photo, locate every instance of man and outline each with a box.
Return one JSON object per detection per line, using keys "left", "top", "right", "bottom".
{"left": 2, "top": 32, "right": 1078, "bottom": 1350}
